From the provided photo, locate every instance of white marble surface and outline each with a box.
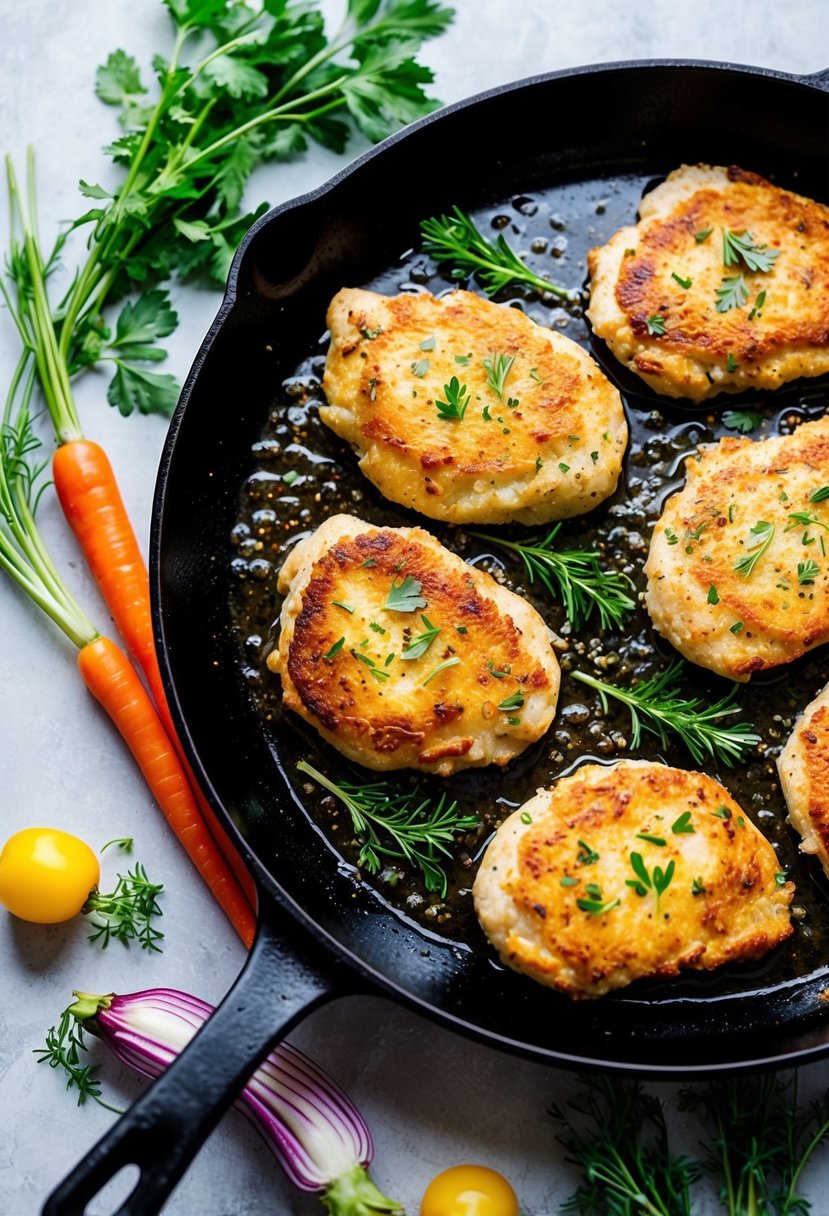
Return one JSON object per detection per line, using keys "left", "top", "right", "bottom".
{"left": 0, "top": 2, "right": 828, "bottom": 1214}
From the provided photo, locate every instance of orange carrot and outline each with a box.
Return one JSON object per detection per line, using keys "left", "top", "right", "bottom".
{"left": 77, "top": 635, "right": 256, "bottom": 949}
{"left": 53, "top": 438, "right": 258, "bottom": 912}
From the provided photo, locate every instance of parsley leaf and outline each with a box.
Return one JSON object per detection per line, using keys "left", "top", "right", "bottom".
{"left": 722, "top": 228, "right": 781, "bottom": 274}
{"left": 722, "top": 409, "right": 762, "bottom": 434}
{"left": 384, "top": 575, "right": 427, "bottom": 613}
{"left": 435, "top": 376, "right": 470, "bottom": 420}
{"left": 715, "top": 274, "right": 750, "bottom": 313}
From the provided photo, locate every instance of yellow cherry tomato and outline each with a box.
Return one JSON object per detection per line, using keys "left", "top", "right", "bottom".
{"left": 0, "top": 828, "right": 100, "bottom": 924}
{"left": 420, "top": 1164, "right": 519, "bottom": 1216}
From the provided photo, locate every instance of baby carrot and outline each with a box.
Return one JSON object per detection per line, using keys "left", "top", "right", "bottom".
{"left": 0, "top": 381, "right": 255, "bottom": 946}
{"left": 77, "top": 636, "right": 255, "bottom": 948}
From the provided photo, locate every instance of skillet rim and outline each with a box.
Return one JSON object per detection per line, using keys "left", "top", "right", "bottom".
{"left": 151, "top": 55, "right": 829, "bottom": 1075}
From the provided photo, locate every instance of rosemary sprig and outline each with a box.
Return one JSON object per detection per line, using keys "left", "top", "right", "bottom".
{"left": 552, "top": 1074, "right": 698, "bottom": 1215}
{"left": 571, "top": 660, "right": 761, "bottom": 767}
{"left": 419, "top": 205, "right": 576, "bottom": 300}
{"left": 296, "top": 760, "right": 479, "bottom": 898}
{"left": 470, "top": 525, "right": 636, "bottom": 631}
{"left": 83, "top": 863, "right": 164, "bottom": 951}
{"left": 482, "top": 351, "right": 515, "bottom": 401}
{"left": 34, "top": 1005, "right": 120, "bottom": 1112}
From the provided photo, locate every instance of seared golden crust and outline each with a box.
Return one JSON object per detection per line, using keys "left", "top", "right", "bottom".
{"left": 473, "top": 760, "right": 793, "bottom": 999}
{"left": 778, "top": 683, "right": 829, "bottom": 876}
{"left": 320, "top": 288, "right": 626, "bottom": 524}
{"left": 586, "top": 164, "right": 829, "bottom": 402}
{"left": 644, "top": 416, "right": 829, "bottom": 681}
{"left": 268, "top": 514, "right": 560, "bottom": 775}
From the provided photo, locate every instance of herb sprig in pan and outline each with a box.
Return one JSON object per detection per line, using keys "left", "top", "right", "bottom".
{"left": 419, "top": 205, "right": 577, "bottom": 300}
{"left": 296, "top": 760, "right": 478, "bottom": 898}
{"left": 571, "top": 660, "right": 761, "bottom": 767}
{"left": 470, "top": 525, "right": 636, "bottom": 631}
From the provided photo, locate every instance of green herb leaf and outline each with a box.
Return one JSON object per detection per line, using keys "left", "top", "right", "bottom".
{"left": 497, "top": 689, "right": 525, "bottom": 713}
{"left": 400, "top": 614, "right": 440, "bottom": 660}
{"left": 435, "top": 376, "right": 470, "bottom": 421}
{"left": 798, "top": 559, "right": 820, "bottom": 585}
{"left": 296, "top": 759, "right": 477, "bottom": 899}
{"left": 646, "top": 314, "right": 666, "bottom": 336}
{"left": 671, "top": 811, "right": 695, "bottom": 835}
{"left": 715, "top": 273, "right": 750, "bottom": 312}
{"left": 419, "top": 205, "right": 575, "bottom": 300}
{"left": 384, "top": 575, "right": 427, "bottom": 613}
{"left": 722, "top": 409, "right": 762, "bottom": 434}
{"left": 470, "top": 525, "right": 635, "bottom": 631}
{"left": 571, "top": 660, "right": 761, "bottom": 767}
{"left": 734, "top": 520, "right": 775, "bottom": 577}
{"left": 722, "top": 228, "right": 781, "bottom": 273}
{"left": 482, "top": 351, "right": 516, "bottom": 401}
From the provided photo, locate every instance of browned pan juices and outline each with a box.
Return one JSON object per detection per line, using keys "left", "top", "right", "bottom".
{"left": 229, "top": 171, "right": 829, "bottom": 998}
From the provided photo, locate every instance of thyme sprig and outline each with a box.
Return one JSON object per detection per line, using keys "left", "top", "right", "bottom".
{"left": 296, "top": 760, "right": 478, "bottom": 898}
{"left": 34, "top": 1005, "right": 121, "bottom": 1112}
{"left": 571, "top": 660, "right": 761, "bottom": 767}
{"left": 419, "top": 205, "right": 576, "bottom": 300}
{"left": 84, "top": 863, "right": 164, "bottom": 952}
{"left": 470, "top": 525, "right": 636, "bottom": 631}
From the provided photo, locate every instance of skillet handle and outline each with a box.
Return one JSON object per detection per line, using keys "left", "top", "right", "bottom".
{"left": 42, "top": 894, "right": 356, "bottom": 1216}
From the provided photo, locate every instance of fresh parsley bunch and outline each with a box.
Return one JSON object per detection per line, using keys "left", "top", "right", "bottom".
{"left": 34, "top": 0, "right": 454, "bottom": 417}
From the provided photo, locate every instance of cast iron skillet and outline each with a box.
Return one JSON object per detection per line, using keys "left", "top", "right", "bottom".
{"left": 46, "top": 60, "right": 829, "bottom": 1216}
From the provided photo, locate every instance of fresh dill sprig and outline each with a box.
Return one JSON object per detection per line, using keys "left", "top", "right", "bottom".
{"left": 296, "top": 760, "right": 478, "bottom": 898}
{"left": 34, "top": 1005, "right": 120, "bottom": 1112}
{"left": 83, "top": 862, "right": 164, "bottom": 951}
{"left": 470, "top": 525, "right": 636, "bottom": 631}
{"left": 571, "top": 660, "right": 761, "bottom": 767}
{"left": 552, "top": 1074, "right": 698, "bottom": 1215}
{"left": 419, "top": 205, "right": 576, "bottom": 300}
{"left": 680, "top": 1073, "right": 829, "bottom": 1216}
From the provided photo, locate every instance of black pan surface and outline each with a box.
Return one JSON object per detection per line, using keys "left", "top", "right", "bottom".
{"left": 43, "top": 56, "right": 829, "bottom": 1216}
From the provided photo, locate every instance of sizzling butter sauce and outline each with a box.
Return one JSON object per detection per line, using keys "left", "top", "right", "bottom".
{"left": 229, "top": 171, "right": 829, "bottom": 997}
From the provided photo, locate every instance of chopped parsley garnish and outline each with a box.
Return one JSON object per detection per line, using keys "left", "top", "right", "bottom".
{"left": 487, "top": 661, "right": 511, "bottom": 679}
{"left": 636, "top": 832, "right": 667, "bottom": 846}
{"left": 435, "top": 376, "right": 470, "bottom": 421}
{"left": 722, "top": 228, "right": 780, "bottom": 274}
{"left": 497, "top": 689, "right": 525, "bottom": 713}
{"left": 454, "top": 353, "right": 471, "bottom": 365}
{"left": 560, "top": 875, "right": 579, "bottom": 887}
{"left": 332, "top": 600, "right": 355, "bottom": 613}
{"left": 577, "top": 840, "right": 599, "bottom": 866}
{"left": 748, "top": 289, "right": 767, "bottom": 320}
{"left": 482, "top": 351, "right": 516, "bottom": 401}
{"left": 384, "top": 575, "right": 427, "bottom": 613}
{"left": 798, "top": 559, "right": 820, "bottom": 585}
{"left": 726, "top": 352, "right": 738, "bottom": 373}
{"left": 672, "top": 811, "right": 695, "bottom": 835}
{"left": 734, "top": 520, "right": 774, "bottom": 577}
{"left": 282, "top": 469, "right": 301, "bottom": 487}
{"left": 626, "top": 851, "right": 675, "bottom": 910}
{"left": 400, "top": 615, "right": 440, "bottom": 660}
{"left": 707, "top": 585, "right": 719, "bottom": 605}
{"left": 665, "top": 527, "right": 679, "bottom": 545}
{"left": 520, "top": 811, "right": 533, "bottom": 825}
{"left": 559, "top": 462, "right": 570, "bottom": 474}
{"left": 715, "top": 274, "right": 750, "bottom": 312}
{"left": 323, "top": 637, "right": 345, "bottom": 661}
{"left": 411, "top": 358, "right": 430, "bottom": 377}
{"left": 722, "top": 409, "right": 761, "bottom": 434}
{"left": 811, "top": 486, "right": 829, "bottom": 503}
{"left": 646, "top": 314, "right": 666, "bottom": 336}
{"left": 419, "top": 335, "right": 436, "bottom": 351}
{"left": 694, "top": 227, "right": 713, "bottom": 243}
{"left": 360, "top": 326, "right": 383, "bottom": 340}
{"left": 691, "top": 877, "right": 706, "bottom": 896}
{"left": 369, "top": 622, "right": 386, "bottom": 635}
{"left": 712, "top": 805, "right": 732, "bottom": 820}
{"left": 730, "top": 621, "right": 744, "bottom": 634}
{"left": 671, "top": 272, "right": 692, "bottom": 289}
{"left": 576, "top": 892, "right": 621, "bottom": 916}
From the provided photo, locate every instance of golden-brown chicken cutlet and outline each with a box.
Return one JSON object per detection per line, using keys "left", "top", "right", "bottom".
{"left": 320, "top": 288, "right": 627, "bottom": 525}
{"left": 778, "top": 681, "right": 829, "bottom": 878}
{"left": 267, "top": 514, "right": 560, "bottom": 776}
{"left": 586, "top": 164, "right": 829, "bottom": 402}
{"left": 644, "top": 416, "right": 829, "bottom": 681}
{"left": 473, "top": 760, "right": 793, "bottom": 999}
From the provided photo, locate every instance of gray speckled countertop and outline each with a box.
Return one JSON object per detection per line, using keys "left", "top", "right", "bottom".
{"left": 1, "top": 2, "right": 828, "bottom": 1213}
